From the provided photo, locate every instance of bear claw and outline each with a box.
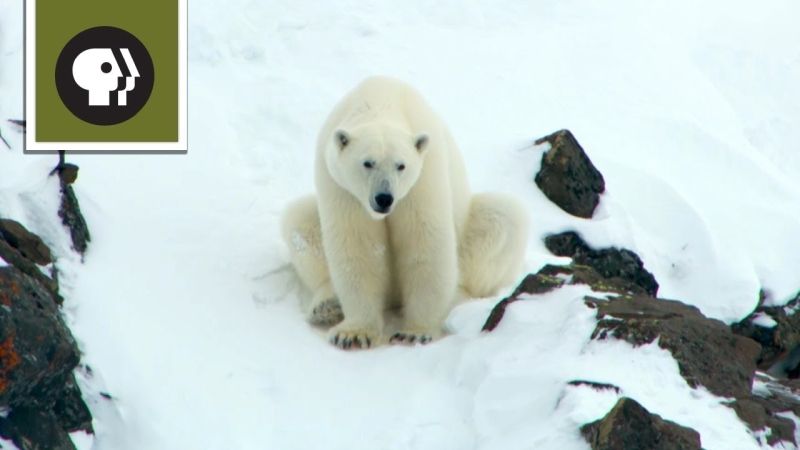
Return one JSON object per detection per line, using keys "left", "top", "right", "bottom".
{"left": 329, "top": 329, "right": 375, "bottom": 350}
{"left": 389, "top": 332, "right": 433, "bottom": 345}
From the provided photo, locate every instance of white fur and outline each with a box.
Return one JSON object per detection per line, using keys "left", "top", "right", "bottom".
{"left": 282, "top": 76, "right": 529, "bottom": 349}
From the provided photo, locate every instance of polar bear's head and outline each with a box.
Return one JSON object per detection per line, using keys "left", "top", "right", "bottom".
{"left": 325, "top": 124, "right": 429, "bottom": 220}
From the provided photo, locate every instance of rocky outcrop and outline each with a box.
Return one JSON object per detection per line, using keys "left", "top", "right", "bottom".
{"left": 0, "top": 265, "right": 91, "bottom": 449}
{"left": 544, "top": 231, "right": 659, "bottom": 297}
{"left": 581, "top": 397, "right": 701, "bottom": 450}
{"left": 0, "top": 167, "right": 93, "bottom": 449}
{"left": 486, "top": 265, "right": 800, "bottom": 446}
{"left": 534, "top": 129, "right": 605, "bottom": 218}
{"left": 732, "top": 293, "right": 800, "bottom": 372}
{"left": 588, "top": 295, "right": 760, "bottom": 399}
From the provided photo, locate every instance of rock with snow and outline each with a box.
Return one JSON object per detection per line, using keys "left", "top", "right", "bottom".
{"left": 544, "top": 231, "right": 659, "bottom": 296}
{"left": 732, "top": 293, "right": 800, "bottom": 371}
{"left": 580, "top": 397, "right": 701, "bottom": 450}
{"left": 482, "top": 268, "right": 566, "bottom": 331}
{"left": 483, "top": 263, "right": 650, "bottom": 332}
{"left": 589, "top": 295, "right": 760, "bottom": 399}
{"left": 534, "top": 129, "right": 605, "bottom": 219}
{"left": 728, "top": 375, "right": 800, "bottom": 446}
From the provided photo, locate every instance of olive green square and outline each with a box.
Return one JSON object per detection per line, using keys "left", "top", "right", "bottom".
{"left": 36, "top": 0, "right": 178, "bottom": 142}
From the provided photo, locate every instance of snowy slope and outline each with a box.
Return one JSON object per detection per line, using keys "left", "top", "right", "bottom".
{"left": 2, "top": 0, "right": 800, "bottom": 449}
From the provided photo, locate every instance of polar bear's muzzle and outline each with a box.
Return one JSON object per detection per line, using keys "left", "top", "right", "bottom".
{"left": 370, "top": 192, "right": 394, "bottom": 214}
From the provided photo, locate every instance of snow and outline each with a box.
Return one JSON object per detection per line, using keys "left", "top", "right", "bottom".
{"left": 2, "top": 0, "right": 800, "bottom": 449}
{"left": 752, "top": 313, "right": 779, "bottom": 329}
{"left": 0, "top": 437, "right": 19, "bottom": 450}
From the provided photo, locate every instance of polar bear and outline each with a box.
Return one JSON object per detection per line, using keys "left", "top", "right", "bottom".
{"left": 282, "top": 76, "right": 528, "bottom": 349}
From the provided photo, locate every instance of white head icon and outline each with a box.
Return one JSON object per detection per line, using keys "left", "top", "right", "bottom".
{"left": 72, "top": 48, "right": 140, "bottom": 106}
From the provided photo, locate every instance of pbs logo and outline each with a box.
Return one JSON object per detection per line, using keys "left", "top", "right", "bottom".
{"left": 56, "top": 26, "right": 154, "bottom": 126}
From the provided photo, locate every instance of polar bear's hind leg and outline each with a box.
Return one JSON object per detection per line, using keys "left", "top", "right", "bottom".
{"left": 458, "top": 193, "right": 529, "bottom": 299}
{"left": 281, "top": 195, "right": 343, "bottom": 326}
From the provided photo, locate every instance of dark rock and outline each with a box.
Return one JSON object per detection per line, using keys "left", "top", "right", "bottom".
{"left": 544, "top": 231, "right": 659, "bottom": 297}
{"left": 52, "top": 164, "right": 79, "bottom": 186}
{"left": 0, "top": 219, "right": 52, "bottom": 265}
{"left": 0, "top": 267, "right": 79, "bottom": 409}
{"left": 534, "top": 129, "right": 605, "bottom": 218}
{"left": 732, "top": 294, "right": 800, "bottom": 371}
{"left": 543, "top": 231, "right": 590, "bottom": 257}
{"left": 58, "top": 182, "right": 90, "bottom": 256}
{"left": 588, "top": 295, "right": 761, "bottom": 399}
{"left": 580, "top": 397, "right": 701, "bottom": 450}
{"left": 52, "top": 374, "right": 92, "bottom": 433}
{"left": 567, "top": 380, "right": 621, "bottom": 394}
{"left": 0, "top": 406, "right": 77, "bottom": 450}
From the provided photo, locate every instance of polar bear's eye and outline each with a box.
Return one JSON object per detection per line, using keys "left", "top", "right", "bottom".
{"left": 363, "top": 161, "right": 375, "bottom": 169}
{"left": 397, "top": 163, "right": 406, "bottom": 171}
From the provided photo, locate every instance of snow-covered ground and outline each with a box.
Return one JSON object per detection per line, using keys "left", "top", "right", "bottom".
{"left": 2, "top": 0, "right": 800, "bottom": 448}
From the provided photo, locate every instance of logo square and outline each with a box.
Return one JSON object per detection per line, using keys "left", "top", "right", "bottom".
{"left": 25, "top": 0, "right": 187, "bottom": 152}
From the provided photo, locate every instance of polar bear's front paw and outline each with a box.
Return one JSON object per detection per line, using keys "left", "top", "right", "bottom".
{"left": 389, "top": 331, "right": 436, "bottom": 346}
{"left": 329, "top": 326, "right": 378, "bottom": 350}
{"left": 309, "top": 297, "right": 344, "bottom": 327}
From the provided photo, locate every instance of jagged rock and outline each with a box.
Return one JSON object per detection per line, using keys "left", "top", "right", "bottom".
{"left": 0, "top": 267, "right": 79, "bottom": 409}
{"left": 534, "top": 129, "right": 605, "bottom": 218}
{"left": 544, "top": 231, "right": 659, "bottom": 296}
{"left": 588, "top": 295, "right": 761, "bottom": 399}
{"left": 0, "top": 406, "right": 76, "bottom": 450}
{"left": 732, "top": 294, "right": 800, "bottom": 371}
{"left": 581, "top": 397, "right": 701, "bottom": 450}
{"left": 58, "top": 179, "right": 91, "bottom": 256}
{"left": 0, "top": 266, "right": 92, "bottom": 448}
{"left": 0, "top": 219, "right": 52, "bottom": 265}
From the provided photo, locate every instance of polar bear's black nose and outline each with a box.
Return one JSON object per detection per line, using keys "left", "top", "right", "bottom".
{"left": 374, "top": 193, "right": 394, "bottom": 211}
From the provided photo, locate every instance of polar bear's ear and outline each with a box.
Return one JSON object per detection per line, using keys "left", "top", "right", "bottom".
{"left": 415, "top": 134, "right": 429, "bottom": 153}
{"left": 335, "top": 130, "right": 350, "bottom": 150}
